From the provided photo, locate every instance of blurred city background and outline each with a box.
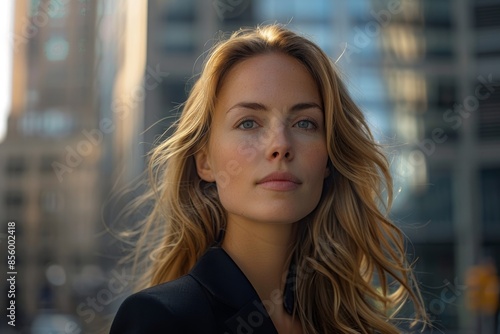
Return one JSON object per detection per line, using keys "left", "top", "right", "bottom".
{"left": 0, "top": 0, "right": 499, "bottom": 333}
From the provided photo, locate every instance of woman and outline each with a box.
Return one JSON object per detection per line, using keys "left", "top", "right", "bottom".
{"left": 110, "top": 24, "right": 427, "bottom": 333}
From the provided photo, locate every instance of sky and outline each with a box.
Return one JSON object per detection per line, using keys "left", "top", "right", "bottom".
{"left": 0, "top": 0, "right": 15, "bottom": 142}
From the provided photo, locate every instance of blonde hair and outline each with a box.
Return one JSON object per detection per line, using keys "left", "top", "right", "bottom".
{"left": 126, "top": 24, "right": 427, "bottom": 333}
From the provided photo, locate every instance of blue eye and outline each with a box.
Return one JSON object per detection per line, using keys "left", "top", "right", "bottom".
{"left": 295, "top": 120, "right": 316, "bottom": 129}
{"left": 238, "top": 120, "right": 257, "bottom": 129}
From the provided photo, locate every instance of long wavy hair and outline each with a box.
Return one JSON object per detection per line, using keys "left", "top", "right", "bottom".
{"left": 125, "top": 24, "right": 427, "bottom": 333}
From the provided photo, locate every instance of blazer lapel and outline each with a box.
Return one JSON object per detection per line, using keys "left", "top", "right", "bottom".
{"left": 189, "top": 247, "right": 278, "bottom": 334}
{"left": 224, "top": 298, "right": 278, "bottom": 333}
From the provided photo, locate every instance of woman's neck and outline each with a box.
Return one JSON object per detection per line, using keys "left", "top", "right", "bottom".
{"left": 221, "top": 217, "right": 297, "bottom": 309}
{"left": 221, "top": 217, "right": 304, "bottom": 333}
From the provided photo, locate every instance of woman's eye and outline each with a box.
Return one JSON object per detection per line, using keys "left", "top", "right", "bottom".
{"left": 295, "top": 119, "right": 316, "bottom": 130}
{"left": 238, "top": 120, "right": 257, "bottom": 129}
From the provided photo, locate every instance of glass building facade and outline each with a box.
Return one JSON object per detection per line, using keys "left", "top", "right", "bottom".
{"left": 1, "top": 0, "right": 498, "bottom": 332}
{"left": 143, "top": 0, "right": 500, "bottom": 332}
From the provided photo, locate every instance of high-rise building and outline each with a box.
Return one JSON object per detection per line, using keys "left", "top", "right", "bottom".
{"left": 0, "top": 1, "right": 100, "bottom": 330}
{"left": 0, "top": 0, "right": 148, "bottom": 332}
{"left": 2, "top": 0, "right": 496, "bottom": 332}
{"left": 143, "top": 0, "right": 500, "bottom": 332}
{"left": 376, "top": 0, "right": 500, "bottom": 331}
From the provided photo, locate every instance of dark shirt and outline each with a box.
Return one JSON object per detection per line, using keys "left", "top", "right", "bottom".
{"left": 109, "top": 247, "right": 294, "bottom": 333}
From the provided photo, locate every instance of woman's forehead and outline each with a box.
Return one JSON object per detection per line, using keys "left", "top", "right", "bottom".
{"left": 215, "top": 53, "right": 321, "bottom": 110}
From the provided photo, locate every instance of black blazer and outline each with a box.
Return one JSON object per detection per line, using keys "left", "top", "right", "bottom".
{"left": 110, "top": 247, "right": 294, "bottom": 333}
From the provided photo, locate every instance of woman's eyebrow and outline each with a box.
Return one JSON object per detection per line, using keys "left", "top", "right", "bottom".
{"left": 226, "top": 102, "right": 267, "bottom": 113}
{"left": 290, "top": 102, "right": 323, "bottom": 112}
{"left": 226, "top": 102, "right": 323, "bottom": 113}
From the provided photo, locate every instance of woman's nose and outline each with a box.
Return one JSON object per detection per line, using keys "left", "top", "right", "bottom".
{"left": 265, "top": 125, "right": 294, "bottom": 161}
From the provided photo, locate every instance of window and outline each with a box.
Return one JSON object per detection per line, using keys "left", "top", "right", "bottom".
{"left": 6, "top": 156, "right": 27, "bottom": 176}
{"left": 4, "top": 191, "right": 25, "bottom": 207}
{"left": 481, "top": 168, "right": 500, "bottom": 228}
{"left": 44, "top": 36, "right": 70, "bottom": 62}
{"left": 159, "top": 0, "right": 197, "bottom": 53}
{"left": 478, "top": 89, "right": 500, "bottom": 140}
{"left": 39, "top": 190, "right": 60, "bottom": 213}
{"left": 40, "top": 155, "right": 59, "bottom": 174}
{"left": 393, "top": 168, "right": 453, "bottom": 228}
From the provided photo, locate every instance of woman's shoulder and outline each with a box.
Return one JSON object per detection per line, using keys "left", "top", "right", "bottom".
{"left": 109, "top": 275, "right": 214, "bottom": 333}
{"left": 109, "top": 247, "right": 275, "bottom": 333}
{"left": 135, "top": 273, "right": 208, "bottom": 308}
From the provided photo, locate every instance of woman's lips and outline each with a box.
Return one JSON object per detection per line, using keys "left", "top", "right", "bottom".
{"left": 256, "top": 171, "right": 301, "bottom": 191}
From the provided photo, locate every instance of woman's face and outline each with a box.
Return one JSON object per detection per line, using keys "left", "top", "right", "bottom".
{"left": 196, "top": 52, "right": 329, "bottom": 226}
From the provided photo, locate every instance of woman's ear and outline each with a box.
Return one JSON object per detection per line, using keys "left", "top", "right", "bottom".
{"left": 194, "top": 148, "right": 216, "bottom": 182}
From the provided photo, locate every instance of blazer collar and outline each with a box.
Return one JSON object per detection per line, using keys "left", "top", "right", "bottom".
{"left": 189, "top": 247, "right": 279, "bottom": 333}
